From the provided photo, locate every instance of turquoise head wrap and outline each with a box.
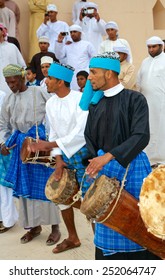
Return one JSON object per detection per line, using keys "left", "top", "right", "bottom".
{"left": 48, "top": 62, "right": 74, "bottom": 83}
{"left": 79, "top": 52, "right": 120, "bottom": 111}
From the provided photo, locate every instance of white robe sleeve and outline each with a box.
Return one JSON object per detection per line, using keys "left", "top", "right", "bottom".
{"left": 36, "top": 23, "right": 49, "bottom": 38}
{"left": 48, "top": 124, "right": 62, "bottom": 157}
{"left": 47, "top": 103, "right": 88, "bottom": 158}
{"left": 95, "top": 19, "right": 106, "bottom": 36}
{"left": 55, "top": 108, "right": 88, "bottom": 158}
{"left": 0, "top": 96, "right": 12, "bottom": 143}
{"left": 54, "top": 41, "right": 67, "bottom": 61}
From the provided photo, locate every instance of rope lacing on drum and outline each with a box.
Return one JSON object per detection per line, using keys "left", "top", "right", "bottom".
{"left": 24, "top": 154, "right": 56, "bottom": 167}
{"left": 98, "top": 164, "right": 130, "bottom": 224}
{"left": 69, "top": 171, "right": 87, "bottom": 206}
{"left": 23, "top": 87, "right": 56, "bottom": 167}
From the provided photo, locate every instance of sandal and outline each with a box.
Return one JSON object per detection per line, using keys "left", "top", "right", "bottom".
{"left": 0, "top": 226, "right": 13, "bottom": 233}
{"left": 20, "top": 226, "right": 42, "bottom": 244}
{"left": 46, "top": 231, "right": 61, "bottom": 246}
{"left": 52, "top": 239, "right": 81, "bottom": 254}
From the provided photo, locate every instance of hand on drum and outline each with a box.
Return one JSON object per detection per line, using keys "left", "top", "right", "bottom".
{"left": 27, "top": 139, "right": 56, "bottom": 153}
{"left": 85, "top": 152, "right": 114, "bottom": 177}
{"left": 53, "top": 156, "right": 67, "bottom": 181}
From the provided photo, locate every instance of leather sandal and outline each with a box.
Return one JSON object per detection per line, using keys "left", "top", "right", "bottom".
{"left": 20, "top": 226, "right": 42, "bottom": 244}
{"left": 52, "top": 239, "right": 81, "bottom": 253}
{"left": 46, "top": 231, "right": 61, "bottom": 246}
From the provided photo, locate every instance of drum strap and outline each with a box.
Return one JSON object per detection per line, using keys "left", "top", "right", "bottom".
{"left": 33, "top": 87, "right": 39, "bottom": 141}
{"left": 99, "top": 163, "right": 130, "bottom": 224}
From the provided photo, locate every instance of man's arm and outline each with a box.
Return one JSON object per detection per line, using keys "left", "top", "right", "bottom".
{"left": 0, "top": 97, "right": 12, "bottom": 145}
{"left": 54, "top": 33, "right": 67, "bottom": 60}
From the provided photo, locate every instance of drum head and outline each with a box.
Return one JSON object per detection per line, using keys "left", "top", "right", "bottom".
{"left": 45, "top": 168, "right": 78, "bottom": 204}
{"left": 139, "top": 165, "right": 165, "bottom": 239}
{"left": 80, "top": 175, "right": 120, "bottom": 221}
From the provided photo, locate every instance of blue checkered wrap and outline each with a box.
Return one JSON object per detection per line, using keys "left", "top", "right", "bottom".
{"left": 4, "top": 124, "right": 54, "bottom": 201}
{"left": 62, "top": 146, "right": 90, "bottom": 196}
{"left": 94, "top": 149, "right": 152, "bottom": 255}
{"left": 0, "top": 152, "right": 13, "bottom": 188}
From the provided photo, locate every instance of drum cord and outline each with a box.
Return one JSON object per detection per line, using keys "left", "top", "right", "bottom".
{"left": 98, "top": 164, "right": 130, "bottom": 224}
{"left": 70, "top": 171, "right": 87, "bottom": 206}
{"left": 24, "top": 155, "right": 56, "bottom": 167}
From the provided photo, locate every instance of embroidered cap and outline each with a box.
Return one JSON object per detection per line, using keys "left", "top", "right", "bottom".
{"left": 79, "top": 52, "right": 120, "bottom": 110}
{"left": 3, "top": 64, "right": 26, "bottom": 78}
{"left": 48, "top": 62, "right": 74, "bottom": 83}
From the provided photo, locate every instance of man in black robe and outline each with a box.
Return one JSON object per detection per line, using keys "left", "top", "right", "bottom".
{"left": 79, "top": 52, "right": 161, "bottom": 260}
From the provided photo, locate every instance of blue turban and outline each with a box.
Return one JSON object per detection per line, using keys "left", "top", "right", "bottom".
{"left": 48, "top": 62, "right": 74, "bottom": 83}
{"left": 79, "top": 52, "right": 120, "bottom": 111}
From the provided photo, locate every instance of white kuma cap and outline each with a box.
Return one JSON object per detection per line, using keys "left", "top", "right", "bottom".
{"left": 40, "top": 56, "right": 53, "bottom": 65}
{"left": 47, "top": 4, "right": 58, "bottom": 12}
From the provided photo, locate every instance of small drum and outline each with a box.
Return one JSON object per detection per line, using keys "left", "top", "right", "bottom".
{"left": 139, "top": 165, "right": 165, "bottom": 239}
{"left": 20, "top": 137, "right": 56, "bottom": 167}
{"left": 80, "top": 175, "right": 165, "bottom": 259}
{"left": 45, "top": 168, "right": 79, "bottom": 205}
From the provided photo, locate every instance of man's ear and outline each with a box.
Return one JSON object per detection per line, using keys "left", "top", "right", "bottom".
{"left": 124, "top": 53, "right": 128, "bottom": 60}
{"left": 58, "top": 79, "right": 64, "bottom": 87}
{"left": 105, "top": 70, "right": 113, "bottom": 79}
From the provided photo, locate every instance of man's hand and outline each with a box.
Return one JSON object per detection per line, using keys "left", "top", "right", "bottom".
{"left": 53, "top": 155, "right": 67, "bottom": 181}
{"left": 0, "top": 144, "right": 10, "bottom": 156}
{"left": 28, "top": 139, "right": 56, "bottom": 153}
{"left": 79, "top": 8, "right": 85, "bottom": 21}
{"left": 85, "top": 153, "right": 114, "bottom": 177}
{"left": 94, "top": 11, "right": 100, "bottom": 22}
{"left": 44, "top": 13, "right": 49, "bottom": 24}
{"left": 57, "top": 33, "right": 65, "bottom": 43}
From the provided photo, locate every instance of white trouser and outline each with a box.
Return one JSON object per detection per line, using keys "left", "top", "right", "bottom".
{"left": 0, "top": 185, "right": 18, "bottom": 227}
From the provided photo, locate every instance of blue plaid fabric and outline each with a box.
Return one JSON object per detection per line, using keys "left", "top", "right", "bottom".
{"left": 94, "top": 149, "right": 152, "bottom": 255}
{"left": 4, "top": 124, "right": 54, "bottom": 201}
{"left": 62, "top": 146, "right": 90, "bottom": 196}
{"left": 0, "top": 152, "right": 13, "bottom": 188}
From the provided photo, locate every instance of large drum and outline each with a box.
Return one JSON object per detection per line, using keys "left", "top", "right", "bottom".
{"left": 20, "top": 137, "right": 56, "bottom": 167}
{"left": 139, "top": 165, "right": 165, "bottom": 239}
{"left": 80, "top": 174, "right": 165, "bottom": 259}
{"left": 45, "top": 168, "right": 79, "bottom": 206}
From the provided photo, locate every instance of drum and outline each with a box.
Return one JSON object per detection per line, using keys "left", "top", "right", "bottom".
{"left": 80, "top": 174, "right": 165, "bottom": 259}
{"left": 45, "top": 168, "right": 79, "bottom": 205}
{"left": 139, "top": 165, "right": 165, "bottom": 239}
{"left": 20, "top": 137, "right": 56, "bottom": 167}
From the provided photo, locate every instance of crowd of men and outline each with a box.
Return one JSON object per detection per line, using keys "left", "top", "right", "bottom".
{"left": 0, "top": 0, "right": 165, "bottom": 260}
